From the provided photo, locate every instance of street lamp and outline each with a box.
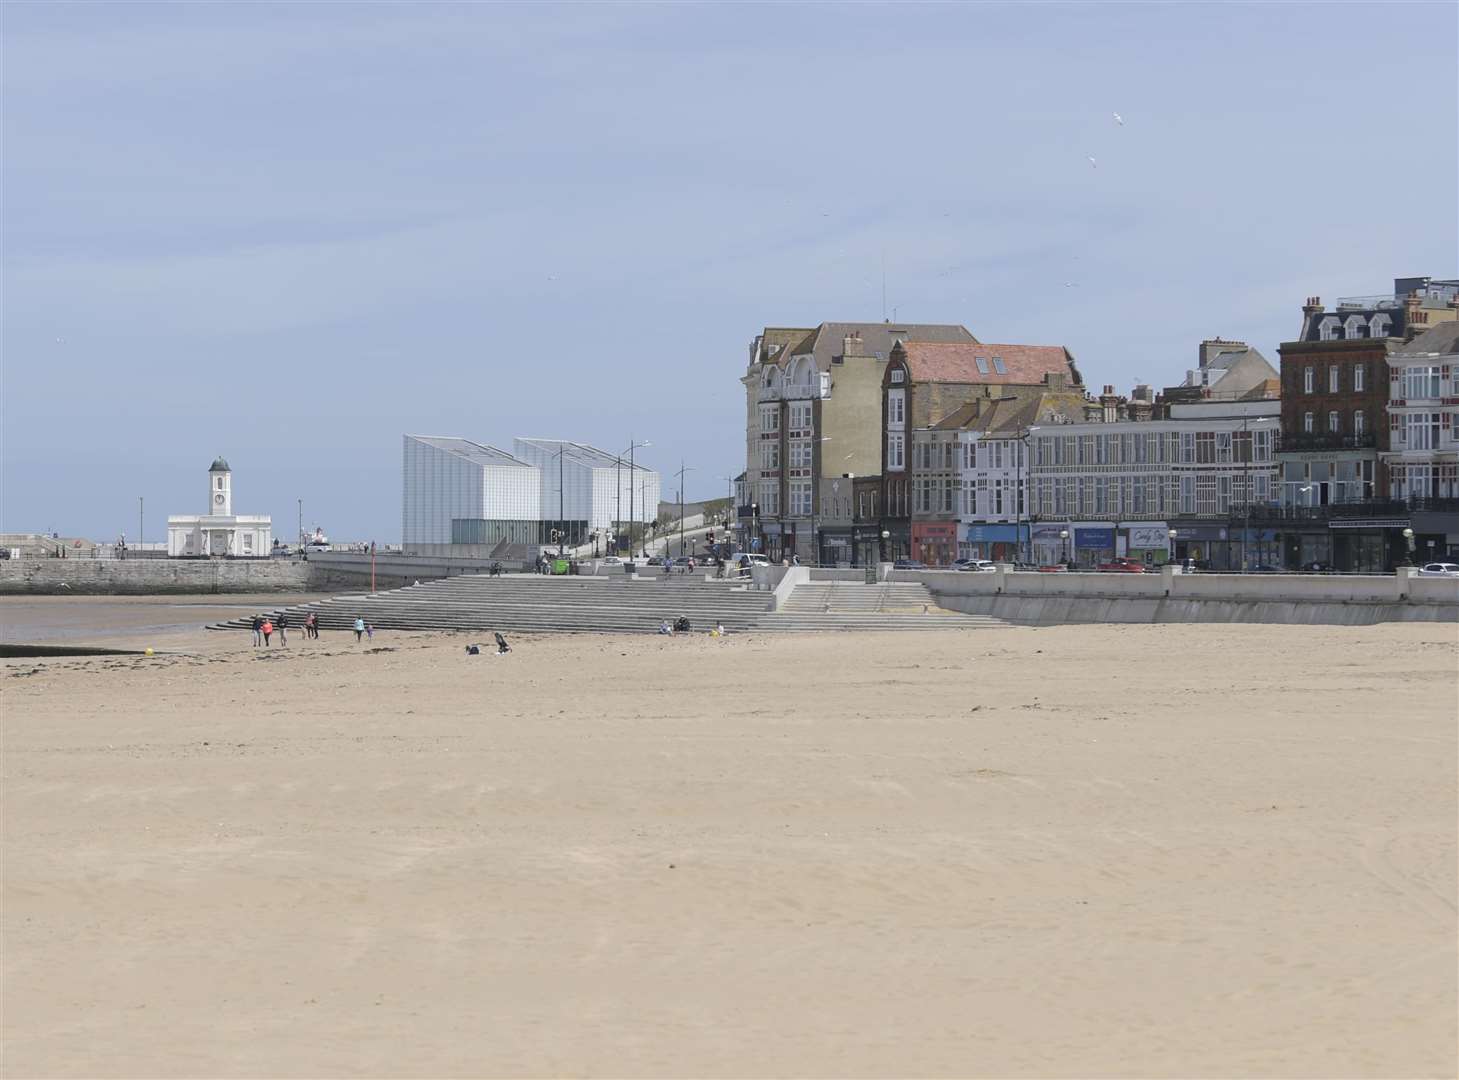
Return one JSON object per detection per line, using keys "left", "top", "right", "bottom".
{"left": 879, "top": 528, "right": 890, "bottom": 563}
{"left": 1168, "top": 528, "right": 1179, "bottom": 567}
{"left": 1401, "top": 527, "right": 1415, "bottom": 567}
{"left": 1060, "top": 528, "right": 1070, "bottom": 568}
{"left": 620, "top": 439, "right": 651, "bottom": 560}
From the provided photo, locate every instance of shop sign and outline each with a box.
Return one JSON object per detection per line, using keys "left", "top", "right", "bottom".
{"left": 962, "top": 523, "right": 1024, "bottom": 542}
{"left": 1030, "top": 523, "right": 1067, "bottom": 543}
{"left": 1074, "top": 527, "right": 1115, "bottom": 549}
{"left": 911, "top": 522, "right": 957, "bottom": 540}
{"left": 1126, "top": 525, "right": 1171, "bottom": 548}
{"left": 1172, "top": 526, "right": 1228, "bottom": 541}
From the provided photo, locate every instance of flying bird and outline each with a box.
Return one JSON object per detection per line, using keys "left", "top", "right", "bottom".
{"left": 1087, "top": 156, "right": 1098, "bottom": 168}
{"left": 1064, "top": 282, "right": 1079, "bottom": 288}
{"left": 1113, "top": 112, "right": 1124, "bottom": 126}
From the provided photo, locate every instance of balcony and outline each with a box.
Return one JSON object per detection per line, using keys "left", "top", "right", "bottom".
{"left": 1279, "top": 433, "right": 1376, "bottom": 452}
{"left": 1248, "top": 498, "right": 1459, "bottom": 522}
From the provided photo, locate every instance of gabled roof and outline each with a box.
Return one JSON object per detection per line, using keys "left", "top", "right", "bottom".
{"left": 406, "top": 435, "right": 531, "bottom": 467}
{"left": 1392, "top": 321, "right": 1459, "bottom": 357}
{"left": 897, "top": 341, "right": 1079, "bottom": 386}
{"left": 932, "top": 390, "right": 1086, "bottom": 434}
{"left": 767, "top": 321, "right": 978, "bottom": 369}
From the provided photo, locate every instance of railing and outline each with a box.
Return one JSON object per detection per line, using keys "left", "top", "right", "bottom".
{"left": 1335, "top": 295, "right": 1401, "bottom": 310}
{"left": 1248, "top": 498, "right": 1459, "bottom": 522}
{"left": 1279, "top": 433, "right": 1377, "bottom": 452}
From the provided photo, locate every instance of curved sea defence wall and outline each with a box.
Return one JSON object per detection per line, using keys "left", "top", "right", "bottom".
{"left": 920, "top": 566, "right": 1459, "bottom": 625}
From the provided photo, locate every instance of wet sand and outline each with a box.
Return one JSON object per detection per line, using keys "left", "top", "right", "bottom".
{"left": 2, "top": 616, "right": 1455, "bottom": 1078}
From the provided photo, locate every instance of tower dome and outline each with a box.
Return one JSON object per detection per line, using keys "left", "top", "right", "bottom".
{"left": 209, "top": 456, "right": 231, "bottom": 473}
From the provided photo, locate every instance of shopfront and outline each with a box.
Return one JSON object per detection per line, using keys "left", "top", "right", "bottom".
{"left": 819, "top": 528, "right": 853, "bottom": 567}
{"left": 1071, "top": 522, "right": 1116, "bottom": 568}
{"left": 959, "top": 523, "right": 1029, "bottom": 563}
{"left": 911, "top": 521, "right": 958, "bottom": 567}
{"left": 852, "top": 525, "right": 884, "bottom": 567}
{"left": 760, "top": 523, "right": 781, "bottom": 562}
{"left": 1031, "top": 523, "right": 1071, "bottom": 567}
{"left": 1122, "top": 522, "right": 1171, "bottom": 567}
{"left": 1170, "top": 524, "right": 1228, "bottom": 569}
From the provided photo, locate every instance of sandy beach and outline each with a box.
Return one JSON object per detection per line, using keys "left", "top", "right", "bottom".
{"left": 2, "top": 607, "right": 1455, "bottom": 1078}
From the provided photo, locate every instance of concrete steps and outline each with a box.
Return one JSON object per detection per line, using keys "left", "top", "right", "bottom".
{"left": 207, "top": 573, "right": 1007, "bottom": 635}
{"left": 209, "top": 574, "right": 775, "bottom": 635}
{"left": 781, "top": 581, "right": 946, "bottom": 613}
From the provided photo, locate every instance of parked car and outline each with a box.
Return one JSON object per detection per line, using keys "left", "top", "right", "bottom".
{"left": 1036, "top": 563, "right": 1069, "bottom": 573}
{"left": 1097, "top": 557, "right": 1151, "bottom": 573}
{"left": 892, "top": 558, "right": 927, "bottom": 570}
{"left": 599, "top": 556, "right": 623, "bottom": 566}
{"left": 957, "top": 559, "right": 998, "bottom": 572}
{"left": 731, "top": 553, "right": 769, "bottom": 567}
{"left": 1417, "top": 562, "right": 1459, "bottom": 577}
{"left": 1302, "top": 561, "right": 1333, "bottom": 572}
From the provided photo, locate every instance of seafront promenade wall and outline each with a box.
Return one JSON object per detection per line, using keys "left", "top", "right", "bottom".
{"left": 0, "top": 559, "right": 317, "bottom": 595}
{"left": 918, "top": 566, "right": 1459, "bottom": 625}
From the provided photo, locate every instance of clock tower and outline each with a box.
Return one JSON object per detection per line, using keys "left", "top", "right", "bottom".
{"left": 208, "top": 456, "right": 232, "bottom": 517}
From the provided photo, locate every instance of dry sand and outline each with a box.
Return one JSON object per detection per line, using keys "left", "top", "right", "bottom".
{"left": 2, "top": 609, "right": 1456, "bottom": 1078}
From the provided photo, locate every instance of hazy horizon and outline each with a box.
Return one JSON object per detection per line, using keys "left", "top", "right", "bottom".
{"left": 4, "top": 2, "right": 1455, "bottom": 542}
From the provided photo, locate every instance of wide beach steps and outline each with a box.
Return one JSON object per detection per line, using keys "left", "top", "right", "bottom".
{"left": 208, "top": 574, "right": 1006, "bottom": 635}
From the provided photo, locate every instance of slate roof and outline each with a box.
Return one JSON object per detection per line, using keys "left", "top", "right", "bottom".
{"left": 208, "top": 456, "right": 231, "bottom": 473}
{"left": 932, "top": 390, "right": 1086, "bottom": 434}
{"left": 1392, "top": 320, "right": 1459, "bottom": 357}
{"left": 898, "top": 342, "right": 1079, "bottom": 386}
{"left": 765, "top": 321, "right": 978, "bottom": 369}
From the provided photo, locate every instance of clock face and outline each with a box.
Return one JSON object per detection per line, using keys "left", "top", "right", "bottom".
{"left": 214, "top": 493, "right": 225, "bottom": 505}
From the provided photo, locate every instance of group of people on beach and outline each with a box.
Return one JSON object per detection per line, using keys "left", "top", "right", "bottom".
{"left": 250, "top": 612, "right": 367, "bottom": 646}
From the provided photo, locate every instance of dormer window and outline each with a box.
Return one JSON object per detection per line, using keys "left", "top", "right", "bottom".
{"left": 1345, "top": 315, "right": 1367, "bottom": 339}
{"left": 992, "top": 357, "right": 1007, "bottom": 374}
{"left": 975, "top": 356, "right": 989, "bottom": 374}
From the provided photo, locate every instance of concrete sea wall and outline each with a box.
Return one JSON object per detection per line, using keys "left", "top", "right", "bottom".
{"left": 920, "top": 566, "right": 1459, "bottom": 625}
{"left": 0, "top": 559, "right": 316, "bottom": 595}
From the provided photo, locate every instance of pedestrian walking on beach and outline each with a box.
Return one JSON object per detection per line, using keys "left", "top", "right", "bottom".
{"left": 261, "top": 618, "right": 273, "bottom": 646}
{"left": 307, "top": 613, "right": 318, "bottom": 639}
{"left": 251, "top": 615, "right": 263, "bottom": 647}
{"left": 353, "top": 617, "right": 365, "bottom": 643}
{"left": 366, "top": 623, "right": 374, "bottom": 641}
{"left": 277, "top": 613, "right": 289, "bottom": 646}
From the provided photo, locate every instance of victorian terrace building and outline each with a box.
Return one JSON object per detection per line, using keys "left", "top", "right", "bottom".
{"left": 741, "top": 321, "right": 977, "bottom": 562}
{"left": 881, "top": 339, "right": 1083, "bottom": 563}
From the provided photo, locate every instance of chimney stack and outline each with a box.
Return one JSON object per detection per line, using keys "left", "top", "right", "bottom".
{"left": 1302, "top": 296, "right": 1324, "bottom": 317}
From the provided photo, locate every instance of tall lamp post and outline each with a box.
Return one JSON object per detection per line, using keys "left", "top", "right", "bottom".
{"left": 1168, "top": 528, "right": 1179, "bottom": 567}
{"left": 621, "top": 438, "right": 651, "bottom": 561}
{"left": 1059, "top": 528, "right": 1070, "bottom": 568}
{"left": 673, "top": 461, "right": 695, "bottom": 558}
{"left": 1400, "top": 527, "right": 1415, "bottom": 567}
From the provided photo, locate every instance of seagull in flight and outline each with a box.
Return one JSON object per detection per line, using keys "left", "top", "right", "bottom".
{"left": 1087, "top": 156, "right": 1098, "bottom": 168}
{"left": 1113, "top": 112, "right": 1124, "bottom": 126}
{"left": 1064, "top": 282, "right": 1079, "bottom": 288}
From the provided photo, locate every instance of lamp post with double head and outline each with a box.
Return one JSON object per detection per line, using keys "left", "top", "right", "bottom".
{"left": 621, "top": 439, "right": 651, "bottom": 561}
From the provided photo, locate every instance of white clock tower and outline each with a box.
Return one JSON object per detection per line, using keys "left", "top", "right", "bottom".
{"left": 208, "top": 456, "right": 232, "bottom": 516}
{"left": 167, "top": 454, "right": 271, "bottom": 557}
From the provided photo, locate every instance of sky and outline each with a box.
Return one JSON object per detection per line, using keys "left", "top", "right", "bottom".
{"left": 3, "top": 1, "right": 1456, "bottom": 543}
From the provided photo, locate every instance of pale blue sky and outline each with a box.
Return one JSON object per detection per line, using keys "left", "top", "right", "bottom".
{"left": 4, "top": 2, "right": 1455, "bottom": 541}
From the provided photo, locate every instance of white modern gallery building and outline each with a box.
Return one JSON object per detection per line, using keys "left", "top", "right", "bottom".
{"left": 167, "top": 456, "right": 273, "bottom": 557}
{"left": 401, "top": 434, "right": 661, "bottom": 555}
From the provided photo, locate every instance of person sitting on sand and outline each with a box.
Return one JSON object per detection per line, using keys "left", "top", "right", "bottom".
{"left": 659, "top": 619, "right": 672, "bottom": 635}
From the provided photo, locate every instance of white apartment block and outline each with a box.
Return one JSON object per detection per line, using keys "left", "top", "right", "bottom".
{"left": 1383, "top": 325, "right": 1459, "bottom": 500}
